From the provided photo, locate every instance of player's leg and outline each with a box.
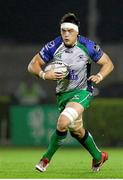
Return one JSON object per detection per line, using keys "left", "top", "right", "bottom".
{"left": 68, "top": 105, "right": 108, "bottom": 171}
{"left": 35, "top": 109, "right": 72, "bottom": 172}
{"left": 67, "top": 102, "right": 102, "bottom": 160}
{"left": 42, "top": 114, "right": 70, "bottom": 160}
{"left": 70, "top": 124, "right": 102, "bottom": 162}
{"left": 67, "top": 90, "right": 108, "bottom": 171}
{"left": 70, "top": 125, "right": 108, "bottom": 171}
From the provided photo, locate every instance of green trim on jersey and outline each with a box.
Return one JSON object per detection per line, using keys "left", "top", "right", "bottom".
{"left": 56, "top": 89, "right": 93, "bottom": 113}
{"left": 77, "top": 41, "right": 93, "bottom": 81}
{"left": 77, "top": 42, "right": 92, "bottom": 64}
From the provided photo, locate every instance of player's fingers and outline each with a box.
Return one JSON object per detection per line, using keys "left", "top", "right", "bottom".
{"left": 88, "top": 75, "right": 95, "bottom": 80}
{"left": 88, "top": 76, "right": 96, "bottom": 82}
{"left": 95, "top": 79, "right": 101, "bottom": 84}
{"left": 55, "top": 72, "right": 63, "bottom": 76}
{"left": 53, "top": 73, "right": 65, "bottom": 80}
{"left": 55, "top": 72, "right": 66, "bottom": 78}
{"left": 57, "top": 76, "right": 65, "bottom": 80}
{"left": 88, "top": 75, "right": 101, "bottom": 84}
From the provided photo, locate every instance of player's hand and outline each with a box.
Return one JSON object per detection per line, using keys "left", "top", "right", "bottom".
{"left": 88, "top": 74, "right": 103, "bottom": 84}
{"left": 45, "top": 69, "right": 66, "bottom": 80}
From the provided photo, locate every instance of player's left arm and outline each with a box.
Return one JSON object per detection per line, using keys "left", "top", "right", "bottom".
{"left": 88, "top": 53, "right": 114, "bottom": 84}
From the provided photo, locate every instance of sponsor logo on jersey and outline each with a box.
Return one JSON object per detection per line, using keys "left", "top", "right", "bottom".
{"left": 68, "top": 69, "right": 78, "bottom": 80}
{"left": 71, "top": 95, "right": 80, "bottom": 100}
{"left": 40, "top": 47, "right": 45, "bottom": 59}
{"left": 45, "top": 41, "right": 55, "bottom": 50}
{"left": 65, "top": 49, "right": 73, "bottom": 53}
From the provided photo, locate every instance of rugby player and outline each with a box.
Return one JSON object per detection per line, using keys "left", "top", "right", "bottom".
{"left": 28, "top": 12, "right": 114, "bottom": 172}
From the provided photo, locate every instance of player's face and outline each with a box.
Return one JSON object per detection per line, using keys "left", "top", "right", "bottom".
{"left": 61, "top": 28, "right": 78, "bottom": 47}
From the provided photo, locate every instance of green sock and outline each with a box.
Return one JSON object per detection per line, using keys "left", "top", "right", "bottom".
{"left": 42, "top": 130, "right": 67, "bottom": 161}
{"left": 70, "top": 130, "right": 102, "bottom": 161}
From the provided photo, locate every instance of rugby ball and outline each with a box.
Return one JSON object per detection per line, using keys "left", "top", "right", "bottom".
{"left": 44, "top": 61, "right": 69, "bottom": 77}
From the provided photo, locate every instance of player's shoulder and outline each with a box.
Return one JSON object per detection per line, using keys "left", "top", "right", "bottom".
{"left": 54, "top": 36, "right": 63, "bottom": 45}
{"left": 39, "top": 36, "right": 63, "bottom": 62}
{"left": 77, "top": 35, "right": 96, "bottom": 55}
{"left": 45, "top": 36, "right": 63, "bottom": 51}
{"left": 78, "top": 35, "right": 95, "bottom": 47}
{"left": 78, "top": 35, "right": 103, "bottom": 62}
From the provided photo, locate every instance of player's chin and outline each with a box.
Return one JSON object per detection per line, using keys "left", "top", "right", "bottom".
{"left": 64, "top": 41, "right": 72, "bottom": 47}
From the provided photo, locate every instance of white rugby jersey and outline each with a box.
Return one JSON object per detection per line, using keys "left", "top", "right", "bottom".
{"left": 39, "top": 35, "right": 103, "bottom": 93}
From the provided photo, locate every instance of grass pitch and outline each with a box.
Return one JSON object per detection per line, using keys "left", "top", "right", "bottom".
{"left": 0, "top": 147, "right": 123, "bottom": 178}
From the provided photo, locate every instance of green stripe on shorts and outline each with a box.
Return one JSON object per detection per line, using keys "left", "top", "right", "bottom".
{"left": 56, "top": 89, "right": 93, "bottom": 113}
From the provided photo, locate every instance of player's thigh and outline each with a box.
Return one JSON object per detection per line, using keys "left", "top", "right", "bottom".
{"left": 66, "top": 101, "right": 84, "bottom": 116}
{"left": 58, "top": 104, "right": 81, "bottom": 130}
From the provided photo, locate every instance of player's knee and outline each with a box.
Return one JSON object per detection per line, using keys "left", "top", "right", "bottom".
{"left": 61, "top": 107, "right": 79, "bottom": 126}
{"left": 57, "top": 115, "right": 70, "bottom": 131}
{"left": 70, "top": 128, "right": 85, "bottom": 139}
{"left": 57, "top": 107, "right": 80, "bottom": 131}
{"left": 70, "top": 131, "right": 82, "bottom": 139}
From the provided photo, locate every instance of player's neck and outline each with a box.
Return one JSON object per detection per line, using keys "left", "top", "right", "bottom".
{"left": 64, "top": 40, "right": 77, "bottom": 48}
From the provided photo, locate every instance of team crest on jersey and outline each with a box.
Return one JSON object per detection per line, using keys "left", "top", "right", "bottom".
{"left": 55, "top": 52, "right": 62, "bottom": 59}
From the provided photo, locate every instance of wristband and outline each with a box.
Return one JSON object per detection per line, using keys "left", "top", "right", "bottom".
{"left": 39, "top": 71, "right": 46, "bottom": 80}
{"left": 42, "top": 72, "right": 46, "bottom": 80}
{"left": 97, "top": 73, "right": 103, "bottom": 81}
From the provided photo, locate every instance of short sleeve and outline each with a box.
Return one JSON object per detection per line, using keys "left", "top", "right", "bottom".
{"left": 39, "top": 41, "right": 55, "bottom": 63}
{"left": 78, "top": 36, "right": 104, "bottom": 62}
{"left": 39, "top": 36, "right": 62, "bottom": 63}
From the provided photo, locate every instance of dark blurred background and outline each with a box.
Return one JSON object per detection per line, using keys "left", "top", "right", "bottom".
{"left": 0, "top": 0, "right": 123, "bottom": 147}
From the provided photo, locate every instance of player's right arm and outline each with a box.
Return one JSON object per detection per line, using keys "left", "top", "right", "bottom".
{"left": 28, "top": 53, "right": 64, "bottom": 80}
{"left": 28, "top": 53, "right": 45, "bottom": 77}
